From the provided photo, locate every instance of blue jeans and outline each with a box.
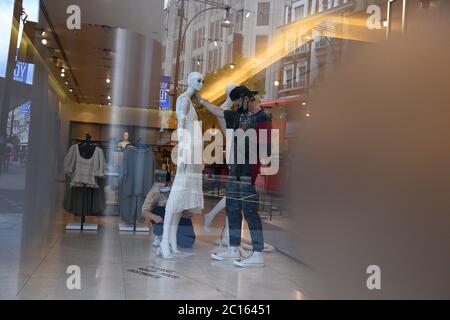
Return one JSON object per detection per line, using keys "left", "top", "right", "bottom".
{"left": 226, "top": 176, "right": 264, "bottom": 252}
{"left": 152, "top": 206, "right": 196, "bottom": 249}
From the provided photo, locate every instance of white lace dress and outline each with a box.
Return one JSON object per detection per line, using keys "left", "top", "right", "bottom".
{"left": 165, "top": 94, "right": 204, "bottom": 214}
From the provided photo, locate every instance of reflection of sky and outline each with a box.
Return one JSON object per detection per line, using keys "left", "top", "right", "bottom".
{"left": 0, "top": 0, "right": 38, "bottom": 78}
{"left": 23, "top": 0, "right": 39, "bottom": 23}
{"left": 0, "top": 0, "right": 14, "bottom": 78}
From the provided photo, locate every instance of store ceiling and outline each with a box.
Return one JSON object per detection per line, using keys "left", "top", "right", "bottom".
{"left": 39, "top": 0, "right": 164, "bottom": 106}
{"left": 41, "top": 0, "right": 163, "bottom": 42}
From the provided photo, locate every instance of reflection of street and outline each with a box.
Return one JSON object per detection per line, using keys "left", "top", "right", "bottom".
{"left": 0, "top": 163, "right": 25, "bottom": 215}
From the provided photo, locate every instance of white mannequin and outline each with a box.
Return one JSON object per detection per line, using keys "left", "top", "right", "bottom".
{"left": 158, "top": 72, "right": 205, "bottom": 259}
{"left": 118, "top": 131, "right": 130, "bottom": 149}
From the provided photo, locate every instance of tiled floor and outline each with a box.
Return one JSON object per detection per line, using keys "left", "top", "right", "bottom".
{"left": 0, "top": 212, "right": 325, "bottom": 300}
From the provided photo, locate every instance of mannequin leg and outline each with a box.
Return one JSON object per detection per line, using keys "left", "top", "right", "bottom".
{"left": 222, "top": 217, "right": 230, "bottom": 246}
{"left": 159, "top": 207, "right": 175, "bottom": 259}
{"left": 169, "top": 211, "right": 183, "bottom": 254}
{"left": 214, "top": 216, "right": 230, "bottom": 247}
{"left": 203, "top": 197, "right": 226, "bottom": 232}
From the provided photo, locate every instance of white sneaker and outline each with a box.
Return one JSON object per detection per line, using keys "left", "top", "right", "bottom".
{"left": 211, "top": 247, "right": 242, "bottom": 261}
{"left": 234, "top": 251, "right": 265, "bottom": 268}
{"left": 152, "top": 235, "right": 162, "bottom": 247}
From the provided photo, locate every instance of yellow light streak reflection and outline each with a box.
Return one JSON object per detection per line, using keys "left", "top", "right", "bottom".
{"left": 202, "top": 11, "right": 381, "bottom": 103}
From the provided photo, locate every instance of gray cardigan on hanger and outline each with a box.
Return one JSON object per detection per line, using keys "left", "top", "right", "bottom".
{"left": 118, "top": 147, "right": 155, "bottom": 224}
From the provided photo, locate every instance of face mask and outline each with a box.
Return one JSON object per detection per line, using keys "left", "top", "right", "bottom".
{"left": 160, "top": 186, "right": 171, "bottom": 193}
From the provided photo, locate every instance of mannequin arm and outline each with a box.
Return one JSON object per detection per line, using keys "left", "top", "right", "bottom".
{"left": 176, "top": 95, "right": 190, "bottom": 130}
{"left": 176, "top": 96, "right": 191, "bottom": 165}
{"left": 197, "top": 96, "right": 225, "bottom": 119}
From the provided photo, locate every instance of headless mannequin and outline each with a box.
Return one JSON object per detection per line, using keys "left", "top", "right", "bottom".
{"left": 118, "top": 132, "right": 130, "bottom": 149}
{"left": 158, "top": 72, "right": 205, "bottom": 259}
{"left": 79, "top": 133, "right": 96, "bottom": 159}
{"left": 135, "top": 137, "right": 147, "bottom": 150}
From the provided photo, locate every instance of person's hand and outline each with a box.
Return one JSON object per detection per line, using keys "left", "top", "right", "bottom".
{"left": 142, "top": 210, "right": 152, "bottom": 221}
{"left": 195, "top": 94, "right": 205, "bottom": 105}
{"left": 151, "top": 213, "right": 164, "bottom": 224}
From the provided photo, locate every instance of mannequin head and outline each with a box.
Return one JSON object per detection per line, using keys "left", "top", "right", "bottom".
{"left": 188, "top": 72, "right": 204, "bottom": 92}
{"left": 123, "top": 131, "right": 129, "bottom": 142}
{"left": 220, "top": 84, "right": 238, "bottom": 111}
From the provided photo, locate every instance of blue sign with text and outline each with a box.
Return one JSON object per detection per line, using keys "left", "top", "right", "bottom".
{"left": 160, "top": 76, "right": 171, "bottom": 110}
{"left": 18, "top": 101, "right": 31, "bottom": 115}
{"left": 13, "top": 61, "right": 34, "bottom": 85}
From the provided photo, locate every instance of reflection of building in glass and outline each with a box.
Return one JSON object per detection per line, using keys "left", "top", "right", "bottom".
{"left": 0, "top": 0, "right": 14, "bottom": 78}
{"left": 7, "top": 101, "right": 31, "bottom": 145}
{"left": 274, "top": 0, "right": 359, "bottom": 107}
{"left": 162, "top": 0, "right": 290, "bottom": 95}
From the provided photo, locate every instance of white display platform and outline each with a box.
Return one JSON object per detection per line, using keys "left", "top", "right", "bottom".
{"left": 119, "top": 224, "right": 150, "bottom": 232}
{"left": 65, "top": 223, "right": 98, "bottom": 231}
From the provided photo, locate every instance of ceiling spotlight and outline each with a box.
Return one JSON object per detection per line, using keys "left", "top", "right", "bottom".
{"left": 196, "top": 60, "right": 201, "bottom": 66}
{"left": 41, "top": 38, "right": 48, "bottom": 45}
{"left": 61, "top": 68, "right": 65, "bottom": 74}
{"left": 245, "top": 11, "right": 251, "bottom": 18}
{"left": 302, "top": 102, "right": 307, "bottom": 107}
{"left": 69, "top": 89, "right": 73, "bottom": 93}
{"left": 41, "top": 31, "right": 46, "bottom": 37}
{"left": 61, "top": 73, "right": 65, "bottom": 78}
{"left": 108, "top": 102, "right": 112, "bottom": 106}
{"left": 107, "top": 95, "right": 111, "bottom": 100}
{"left": 274, "top": 80, "right": 280, "bottom": 87}
{"left": 106, "top": 78, "right": 111, "bottom": 84}
{"left": 65, "top": 81, "right": 69, "bottom": 85}
{"left": 229, "top": 63, "right": 236, "bottom": 70}
{"left": 306, "top": 113, "right": 311, "bottom": 117}
{"left": 214, "top": 40, "right": 218, "bottom": 47}
{"left": 222, "top": 9, "right": 233, "bottom": 28}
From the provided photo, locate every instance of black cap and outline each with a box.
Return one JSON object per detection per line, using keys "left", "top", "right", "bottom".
{"left": 229, "top": 85, "right": 259, "bottom": 102}
{"left": 155, "top": 169, "right": 171, "bottom": 183}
